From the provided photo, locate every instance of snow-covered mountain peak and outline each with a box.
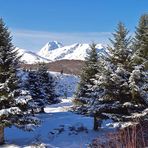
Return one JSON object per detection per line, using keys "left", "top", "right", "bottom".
{"left": 46, "top": 41, "right": 63, "bottom": 49}
{"left": 37, "top": 42, "right": 108, "bottom": 61}
{"left": 16, "top": 42, "right": 108, "bottom": 64}
{"left": 38, "top": 41, "right": 63, "bottom": 57}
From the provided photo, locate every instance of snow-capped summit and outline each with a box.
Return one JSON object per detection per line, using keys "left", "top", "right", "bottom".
{"left": 38, "top": 41, "right": 63, "bottom": 57}
{"left": 37, "top": 42, "right": 108, "bottom": 61}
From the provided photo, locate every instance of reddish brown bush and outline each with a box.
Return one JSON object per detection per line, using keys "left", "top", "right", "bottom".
{"left": 89, "top": 120, "right": 148, "bottom": 148}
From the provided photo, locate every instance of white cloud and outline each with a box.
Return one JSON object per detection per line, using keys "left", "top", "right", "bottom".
{"left": 10, "top": 29, "right": 111, "bottom": 51}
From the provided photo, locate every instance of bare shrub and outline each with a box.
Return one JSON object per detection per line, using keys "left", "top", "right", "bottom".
{"left": 89, "top": 120, "right": 148, "bottom": 148}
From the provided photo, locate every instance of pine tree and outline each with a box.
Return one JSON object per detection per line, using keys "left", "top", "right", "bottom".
{"left": 75, "top": 43, "right": 99, "bottom": 105}
{"left": 38, "top": 63, "right": 58, "bottom": 104}
{"left": 27, "top": 70, "right": 45, "bottom": 113}
{"left": 27, "top": 64, "right": 58, "bottom": 113}
{"left": 0, "top": 18, "right": 38, "bottom": 144}
{"left": 131, "top": 14, "right": 148, "bottom": 68}
{"left": 88, "top": 23, "right": 135, "bottom": 130}
{"left": 90, "top": 21, "right": 148, "bottom": 130}
{"left": 129, "top": 14, "right": 148, "bottom": 105}
{"left": 101, "top": 22, "right": 132, "bottom": 103}
{"left": 109, "top": 22, "right": 132, "bottom": 66}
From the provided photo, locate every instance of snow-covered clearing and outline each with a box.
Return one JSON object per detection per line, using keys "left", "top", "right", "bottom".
{"left": 44, "top": 98, "right": 72, "bottom": 113}
{"left": 3, "top": 98, "right": 113, "bottom": 148}
{"left": 2, "top": 72, "right": 114, "bottom": 148}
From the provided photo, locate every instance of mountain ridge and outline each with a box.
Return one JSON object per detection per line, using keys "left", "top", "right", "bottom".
{"left": 17, "top": 41, "right": 108, "bottom": 64}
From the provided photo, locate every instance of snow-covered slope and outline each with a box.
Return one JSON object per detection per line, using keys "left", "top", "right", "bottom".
{"left": 38, "top": 42, "right": 108, "bottom": 61}
{"left": 52, "top": 72, "right": 79, "bottom": 97}
{"left": 16, "top": 48, "right": 50, "bottom": 64}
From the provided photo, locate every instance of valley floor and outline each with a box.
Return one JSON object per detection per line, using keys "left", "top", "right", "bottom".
{"left": 3, "top": 98, "right": 113, "bottom": 148}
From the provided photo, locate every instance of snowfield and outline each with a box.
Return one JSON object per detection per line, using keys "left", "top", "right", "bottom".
{"left": 3, "top": 72, "right": 113, "bottom": 148}
{"left": 4, "top": 98, "right": 112, "bottom": 148}
{"left": 44, "top": 98, "right": 73, "bottom": 113}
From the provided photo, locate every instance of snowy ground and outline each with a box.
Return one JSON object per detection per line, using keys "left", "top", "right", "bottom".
{"left": 2, "top": 73, "right": 113, "bottom": 148}
{"left": 3, "top": 98, "right": 113, "bottom": 148}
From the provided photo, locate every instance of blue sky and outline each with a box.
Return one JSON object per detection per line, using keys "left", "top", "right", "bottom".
{"left": 0, "top": 0, "right": 147, "bottom": 51}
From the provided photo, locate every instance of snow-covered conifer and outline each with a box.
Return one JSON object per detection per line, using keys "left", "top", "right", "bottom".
{"left": 0, "top": 18, "right": 39, "bottom": 144}
{"left": 75, "top": 43, "right": 99, "bottom": 105}
{"left": 88, "top": 23, "right": 133, "bottom": 129}
{"left": 38, "top": 63, "right": 58, "bottom": 104}
{"left": 129, "top": 14, "right": 148, "bottom": 105}
{"left": 90, "top": 21, "right": 148, "bottom": 129}
{"left": 27, "top": 70, "right": 45, "bottom": 113}
{"left": 131, "top": 14, "right": 148, "bottom": 68}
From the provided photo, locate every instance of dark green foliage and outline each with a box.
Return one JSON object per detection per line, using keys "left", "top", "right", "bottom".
{"left": 73, "top": 16, "right": 147, "bottom": 131}
{"left": 109, "top": 22, "right": 132, "bottom": 65}
{"left": 28, "top": 70, "right": 44, "bottom": 100}
{"left": 0, "top": 18, "right": 20, "bottom": 113}
{"left": 132, "top": 14, "right": 148, "bottom": 69}
{"left": 0, "top": 18, "right": 18, "bottom": 98}
{"left": 75, "top": 43, "right": 99, "bottom": 104}
{"left": 84, "top": 23, "right": 134, "bottom": 126}
{"left": 38, "top": 63, "right": 58, "bottom": 104}
{"left": 99, "top": 23, "right": 132, "bottom": 103}
{"left": 92, "top": 19, "right": 148, "bottom": 127}
{"left": 0, "top": 18, "right": 39, "bottom": 143}
{"left": 79, "top": 21, "right": 147, "bottom": 129}
{"left": 27, "top": 63, "right": 58, "bottom": 111}
{"left": 129, "top": 14, "right": 148, "bottom": 105}
{"left": 27, "top": 70, "right": 45, "bottom": 113}
{"left": 102, "top": 22, "right": 132, "bottom": 103}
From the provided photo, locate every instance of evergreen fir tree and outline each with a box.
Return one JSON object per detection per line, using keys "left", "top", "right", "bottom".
{"left": 75, "top": 43, "right": 99, "bottom": 105}
{"left": 129, "top": 14, "right": 148, "bottom": 105}
{"left": 38, "top": 63, "right": 58, "bottom": 104}
{"left": 0, "top": 18, "right": 38, "bottom": 144}
{"left": 26, "top": 63, "right": 58, "bottom": 113}
{"left": 27, "top": 70, "right": 45, "bottom": 113}
{"left": 99, "top": 22, "right": 132, "bottom": 103}
{"left": 109, "top": 22, "right": 132, "bottom": 66}
{"left": 88, "top": 22, "right": 141, "bottom": 130}
{"left": 131, "top": 14, "right": 148, "bottom": 68}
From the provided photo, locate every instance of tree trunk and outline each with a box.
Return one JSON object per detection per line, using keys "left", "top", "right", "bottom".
{"left": 93, "top": 115, "right": 102, "bottom": 131}
{"left": 0, "top": 126, "right": 4, "bottom": 145}
{"left": 40, "top": 107, "right": 45, "bottom": 113}
{"left": 93, "top": 115, "right": 98, "bottom": 130}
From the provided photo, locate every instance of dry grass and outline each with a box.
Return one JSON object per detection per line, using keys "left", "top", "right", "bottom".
{"left": 89, "top": 120, "right": 148, "bottom": 148}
